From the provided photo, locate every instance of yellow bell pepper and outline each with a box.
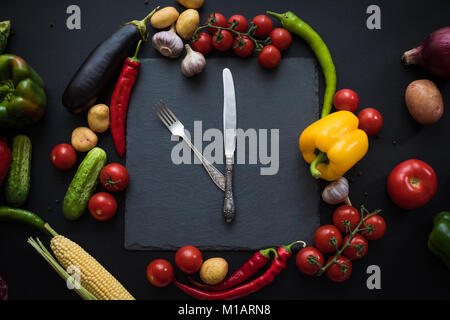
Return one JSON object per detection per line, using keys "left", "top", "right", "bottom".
{"left": 299, "top": 111, "right": 369, "bottom": 181}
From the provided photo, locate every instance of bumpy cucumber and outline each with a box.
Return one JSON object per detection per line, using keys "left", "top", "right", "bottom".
{"left": 62, "top": 147, "right": 107, "bottom": 220}
{"left": 5, "top": 135, "right": 32, "bottom": 207}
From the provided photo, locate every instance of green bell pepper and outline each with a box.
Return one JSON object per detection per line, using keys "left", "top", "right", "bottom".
{"left": 428, "top": 211, "right": 450, "bottom": 270}
{"left": 0, "top": 54, "right": 46, "bottom": 128}
{"left": 0, "top": 21, "right": 10, "bottom": 53}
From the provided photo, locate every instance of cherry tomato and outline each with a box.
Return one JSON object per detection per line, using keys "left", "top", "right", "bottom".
{"left": 332, "top": 205, "right": 361, "bottom": 233}
{"left": 100, "top": 163, "right": 129, "bottom": 193}
{"left": 50, "top": 144, "right": 77, "bottom": 171}
{"left": 313, "top": 225, "right": 343, "bottom": 253}
{"left": 146, "top": 259, "right": 174, "bottom": 287}
{"left": 387, "top": 159, "right": 437, "bottom": 210}
{"left": 296, "top": 246, "right": 325, "bottom": 276}
{"left": 333, "top": 89, "right": 360, "bottom": 112}
{"left": 258, "top": 45, "right": 281, "bottom": 68}
{"left": 212, "top": 30, "right": 233, "bottom": 51}
{"left": 342, "top": 234, "right": 368, "bottom": 260}
{"left": 269, "top": 28, "right": 292, "bottom": 51}
{"left": 175, "top": 246, "right": 203, "bottom": 274}
{"left": 325, "top": 255, "right": 352, "bottom": 282}
{"left": 233, "top": 36, "right": 255, "bottom": 58}
{"left": 192, "top": 32, "right": 213, "bottom": 55}
{"left": 361, "top": 214, "right": 386, "bottom": 240}
{"left": 206, "top": 13, "right": 227, "bottom": 34}
{"left": 251, "top": 15, "right": 273, "bottom": 38}
{"left": 227, "top": 14, "right": 248, "bottom": 33}
{"left": 358, "top": 108, "right": 383, "bottom": 136}
{"left": 88, "top": 192, "right": 117, "bottom": 221}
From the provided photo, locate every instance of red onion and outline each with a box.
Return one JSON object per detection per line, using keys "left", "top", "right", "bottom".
{"left": 0, "top": 272, "right": 7, "bottom": 300}
{"left": 402, "top": 26, "right": 450, "bottom": 79}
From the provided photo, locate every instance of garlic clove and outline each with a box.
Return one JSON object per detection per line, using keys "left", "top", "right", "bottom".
{"left": 322, "top": 177, "right": 351, "bottom": 205}
{"left": 152, "top": 24, "right": 184, "bottom": 59}
{"left": 181, "top": 44, "right": 206, "bottom": 77}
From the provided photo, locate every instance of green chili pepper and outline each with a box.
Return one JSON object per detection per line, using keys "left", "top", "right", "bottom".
{"left": 0, "top": 21, "right": 10, "bottom": 54}
{"left": 0, "top": 206, "right": 49, "bottom": 235}
{"left": 428, "top": 211, "right": 450, "bottom": 270}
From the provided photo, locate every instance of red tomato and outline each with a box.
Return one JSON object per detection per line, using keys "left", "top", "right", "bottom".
{"left": 50, "top": 144, "right": 77, "bottom": 171}
{"left": 258, "top": 45, "right": 281, "bottom": 68}
{"left": 360, "top": 214, "right": 386, "bottom": 240}
{"left": 342, "top": 234, "right": 368, "bottom": 260}
{"left": 146, "top": 259, "right": 174, "bottom": 287}
{"left": 233, "top": 36, "right": 255, "bottom": 57}
{"left": 333, "top": 89, "right": 360, "bottom": 113}
{"left": 387, "top": 159, "right": 437, "bottom": 210}
{"left": 269, "top": 28, "right": 292, "bottom": 51}
{"left": 206, "top": 13, "right": 227, "bottom": 34}
{"left": 325, "top": 255, "right": 352, "bottom": 282}
{"left": 227, "top": 14, "right": 248, "bottom": 33}
{"left": 100, "top": 163, "right": 129, "bottom": 192}
{"left": 358, "top": 108, "right": 383, "bottom": 136}
{"left": 88, "top": 192, "right": 117, "bottom": 221}
{"left": 313, "top": 225, "right": 343, "bottom": 253}
{"left": 296, "top": 246, "right": 325, "bottom": 276}
{"left": 332, "top": 205, "right": 361, "bottom": 233}
{"left": 192, "top": 32, "right": 213, "bottom": 54}
{"left": 212, "top": 30, "right": 233, "bottom": 51}
{"left": 251, "top": 15, "right": 273, "bottom": 38}
{"left": 175, "top": 246, "right": 203, "bottom": 274}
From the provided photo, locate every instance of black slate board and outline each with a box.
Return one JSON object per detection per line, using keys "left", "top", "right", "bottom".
{"left": 124, "top": 57, "right": 319, "bottom": 250}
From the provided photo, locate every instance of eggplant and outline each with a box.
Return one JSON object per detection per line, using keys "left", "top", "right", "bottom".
{"left": 62, "top": 8, "right": 158, "bottom": 114}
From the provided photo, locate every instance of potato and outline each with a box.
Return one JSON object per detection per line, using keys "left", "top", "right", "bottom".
{"left": 176, "top": 9, "right": 199, "bottom": 40}
{"left": 176, "top": 0, "right": 204, "bottom": 9}
{"left": 150, "top": 6, "right": 179, "bottom": 29}
{"left": 199, "top": 257, "right": 228, "bottom": 285}
{"left": 88, "top": 104, "right": 110, "bottom": 133}
{"left": 405, "top": 79, "right": 444, "bottom": 125}
{"left": 71, "top": 127, "right": 98, "bottom": 152}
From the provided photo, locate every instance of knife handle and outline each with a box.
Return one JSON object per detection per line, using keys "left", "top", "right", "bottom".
{"left": 223, "top": 159, "right": 235, "bottom": 223}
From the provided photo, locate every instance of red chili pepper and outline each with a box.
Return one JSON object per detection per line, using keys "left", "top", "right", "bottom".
{"left": 110, "top": 40, "right": 142, "bottom": 158}
{"left": 174, "top": 241, "right": 305, "bottom": 300}
{"left": 188, "top": 247, "right": 278, "bottom": 291}
{"left": 0, "top": 137, "right": 11, "bottom": 186}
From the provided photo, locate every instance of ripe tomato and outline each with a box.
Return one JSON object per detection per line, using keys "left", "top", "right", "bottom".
{"left": 342, "top": 234, "right": 368, "bottom": 260}
{"left": 333, "top": 89, "right": 359, "bottom": 113}
{"left": 88, "top": 192, "right": 117, "bottom": 221}
{"left": 100, "top": 163, "right": 129, "bottom": 192}
{"left": 269, "top": 28, "right": 292, "bottom": 51}
{"left": 192, "top": 32, "right": 213, "bottom": 55}
{"left": 212, "top": 30, "right": 233, "bottom": 51}
{"left": 332, "top": 205, "right": 361, "bottom": 233}
{"left": 313, "top": 225, "right": 343, "bottom": 253}
{"left": 387, "top": 159, "right": 437, "bottom": 210}
{"left": 175, "top": 246, "right": 203, "bottom": 274}
{"left": 251, "top": 15, "right": 273, "bottom": 38}
{"left": 50, "top": 144, "right": 77, "bottom": 171}
{"left": 206, "top": 13, "right": 227, "bottom": 34}
{"left": 358, "top": 108, "right": 383, "bottom": 136}
{"left": 361, "top": 214, "right": 386, "bottom": 240}
{"left": 227, "top": 14, "right": 248, "bottom": 33}
{"left": 325, "top": 255, "right": 352, "bottom": 282}
{"left": 146, "top": 259, "right": 174, "bottom": 287}
{"left": 258, "top": 45, "right": 281, "bottom": 68}
{"left": 296, "top": 246, "right": 325, "bottom": 276}
{"left": 233, "top": 36, "right": 255, "bottom": 57}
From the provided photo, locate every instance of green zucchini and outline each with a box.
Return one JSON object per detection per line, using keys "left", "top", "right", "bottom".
{"left": 5, "top": 135, "right": 32, "bottom": 207}
{"left": 62, "top": 147, "right": 107, "bottom": 220}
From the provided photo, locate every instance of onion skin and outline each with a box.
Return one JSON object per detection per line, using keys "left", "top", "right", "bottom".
{"left": 402, "top": 26, "right": 450, "bottom": 79}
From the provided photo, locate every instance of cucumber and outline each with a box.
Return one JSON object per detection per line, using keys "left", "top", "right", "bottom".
{"left": 62, "top": 147, "right": 107, "bottom": 220}
{"left": 5, "top": 135, "right": 32, "bottom": 207}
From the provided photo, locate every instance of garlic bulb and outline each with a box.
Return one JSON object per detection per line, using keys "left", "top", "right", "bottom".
{"left": 181, "top": 44, "right": 206, "bottom": 77}
{"left": 322, "top": 177, "right": 352, "bottom": 205}
{"left": 152, "top": 24, "right": 184, "bottom": 59}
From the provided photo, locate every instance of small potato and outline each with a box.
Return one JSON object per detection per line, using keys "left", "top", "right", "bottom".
{"left": 71, "top": 127, "right": 98, "bottom": 152}
{"left": 176, "top": 9, "right": 200, "bottom": 40}
{"left": 199, "top": 257, "right": 228, "bottom": 285}
{"left": 88, "top": 104, "right": 110, "bottom": 133}
{"left": 405, "top": 79, "right": 444, "bottom": 125}
{"left": 150, "top": 6, "right": 180, "bottom": 29}
{"left": 177, "top": 0, "right": 204, "bottom": 9}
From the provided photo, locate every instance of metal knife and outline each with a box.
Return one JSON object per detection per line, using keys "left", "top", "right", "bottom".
{"left": 222, "top": 68, "right": 237, "bottom": 223}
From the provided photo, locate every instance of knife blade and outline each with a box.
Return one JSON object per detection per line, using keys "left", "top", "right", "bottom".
{"left": 222, "top": 68, "right": 236, "bottom": 223}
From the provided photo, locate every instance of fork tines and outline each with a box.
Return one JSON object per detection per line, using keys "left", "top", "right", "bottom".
{"left": 155, "top": 101, "right": 178, "bottom": 129}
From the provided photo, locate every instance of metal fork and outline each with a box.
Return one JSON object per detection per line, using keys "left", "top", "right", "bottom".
{"left": 155, "top": 102, "right": 226, "bottom": 191}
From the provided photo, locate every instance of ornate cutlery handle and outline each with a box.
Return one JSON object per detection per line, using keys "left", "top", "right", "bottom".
{"left": 222, "top": 157, "right": 235, "bottom": 223}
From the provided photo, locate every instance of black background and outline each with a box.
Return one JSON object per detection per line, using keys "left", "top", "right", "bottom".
{"left": 0, "top": 0, "right": 449, "bottom": 300}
